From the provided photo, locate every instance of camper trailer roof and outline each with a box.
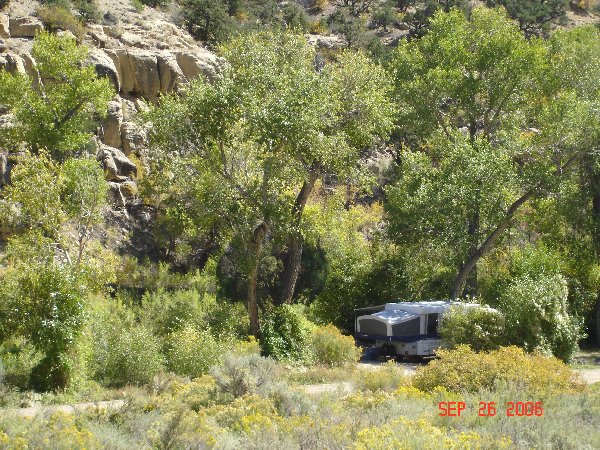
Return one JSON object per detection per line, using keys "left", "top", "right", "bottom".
{"left": 370, "top": 309, "right": 419, "bottom": 325}
{"left": 384, "top": 301, "right": 453, "bottom": 314}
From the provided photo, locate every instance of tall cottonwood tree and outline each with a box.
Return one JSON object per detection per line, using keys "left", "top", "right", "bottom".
{"left": 0, "top": 31, "right": 113, "bottom": 161}
{"left": 386, "top": 8, "right": 598, "bottom": 298}
{"left": 147, "top": 31, "right": 393, "bottom": 336}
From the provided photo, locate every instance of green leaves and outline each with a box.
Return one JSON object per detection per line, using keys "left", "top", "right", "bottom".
{"left": 0, "top": 31, "right": 113, "bottom": 160}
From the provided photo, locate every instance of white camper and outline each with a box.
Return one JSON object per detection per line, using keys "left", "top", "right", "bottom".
{"left": 355, "top": 301, "right": 474, "bottom": 358}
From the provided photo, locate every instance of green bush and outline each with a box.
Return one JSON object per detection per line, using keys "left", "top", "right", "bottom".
{"left": 500, "top": 274, "right": 582, "bottom": 362}
{"left": 181, "top": 0, "right": 236, "bottom": 44}
{"left": 73, "top": 0, "right": 100, "bottom": 23}
{"left": 99, "top": 323, "right": 163, "bottom": 387}
{"left": 164, "top": 326, "right": 223, "bottom": 378}
{"left": 139, "top": 289, "right": 215, "bottom": 336}
{"left": 354, "top": 361, "right": 406, "bottom": 392}
{"left": 211, "top": 354, "right": 278, "bottom": 398}
{"left": 310, "top": 324, "right": 360, "bottom": 367}
{"left": 485, "top": 0, "right": 568, "bottom": 34}
{"left": 37, "top": 5, "right": 86, "bottom": 39}
{"left": 141, "top": 0, "right": 169, "bottom": 6}
{"left": 260, "top": 305, "right": 313, "bottom": 362}
{"left": 89, "top": 305, "right": 163, "bottom": 387}
{"left": 412, "top": 345, "right": 582, "bottom": 394}
{"left": 0, "top": 340, "right": 42, "bottom": 390}
{"left": 439, "top": 304, "right": 507, "bottom": 351}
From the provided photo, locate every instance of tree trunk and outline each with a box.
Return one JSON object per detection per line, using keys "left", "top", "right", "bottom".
{"left": 450, "top": 152, "right": 581, "bottom": 299}
{"left": 277, "top": 162, "right": 321, "bottom": 305}
{"left": 586, "top": 157, "right": 600, "bottom": 345}
{"left": 596, "top": 292, "right": 600, "bottom": 347}
{"left": 464, "top": 206, "right": 480, "bottom": 297}
{"left": 247, "top": 221, "right": 268, "bottom": 338}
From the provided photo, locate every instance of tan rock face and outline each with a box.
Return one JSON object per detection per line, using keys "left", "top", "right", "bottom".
{"left": 103, "top": 100, "right": 124, "bottom": 149}
{"left": 0, "top": 14, "right": 9, "bottom": 39}
{"left": 9, "top": 17, "right": 43, "bottom": 38}
{"left": 121, "top": 121, "right": 147, "bottom": 157}
{"left": 0, "top": 53, "right": 25, "bottom": 74}
{"left": 88, "top": 49, "right": 120, "bottom": 92}
{"left": 97, "top": 144, "right": 138, "bottom": 181}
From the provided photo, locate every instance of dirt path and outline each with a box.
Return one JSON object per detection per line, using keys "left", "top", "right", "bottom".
{"left": 575, "top": 369, "right": 600, "bottom": 385}
{"left": 1, "top": 399, "right": 126, "bottom": 418}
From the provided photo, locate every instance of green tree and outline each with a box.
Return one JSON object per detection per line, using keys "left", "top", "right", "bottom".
{"left": 386, "top": 8, "right": 596, "bottom": 299}
{"left": 181, "top": 0, "right": 235, "bottom": 44}
{"left": 0, "top": 31, "right": 113, "bottom": 161}
{"left": 0, "top": 153, "right": 109, "bottom": 390}
{"left": 1, "top": 231, "right": 87, "bottom": 390}
{"left": 501, "top": 274, "right": 582, "bottom": 361}
{"left": 486, "top": 0, "right": 569, "bottom": 35}
{"left": 60, "top": 158, "right": 108, "bottom": 265}
{"left": 147, "top": 31, "right": 393, "bottom": 336}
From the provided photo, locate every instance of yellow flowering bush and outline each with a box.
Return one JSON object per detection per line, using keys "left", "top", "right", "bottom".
{"left": 354, "top": 360, "right": 406, "bottom": 392}
{"left": 309, "top": 324, "right": 361, "bottom": 367}
{"left": 355, "top": 417, "right": 487, "bottom": 450}
{"left": 412, "top": 345, "right": 583, "bottom": 394}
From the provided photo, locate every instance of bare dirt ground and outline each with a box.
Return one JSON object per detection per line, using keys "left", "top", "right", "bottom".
{"left": 3, "top": 399, "right": 126, "bottom": 418}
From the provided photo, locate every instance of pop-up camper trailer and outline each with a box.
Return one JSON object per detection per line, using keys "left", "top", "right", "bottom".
{"left": 355, "top": 301, "right": 473, "bottom": 358}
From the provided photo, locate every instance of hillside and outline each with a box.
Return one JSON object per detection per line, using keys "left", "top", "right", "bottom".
{"left": 1, "top": 2, "right": 600, "bottom": 448}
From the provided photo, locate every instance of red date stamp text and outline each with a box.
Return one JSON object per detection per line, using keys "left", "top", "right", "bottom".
{"left": 438, "top": 401, "right": 543, "bottom": 417}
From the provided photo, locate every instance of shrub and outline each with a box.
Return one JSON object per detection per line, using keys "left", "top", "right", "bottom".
{"left": 412, "top": 345, "right": 583, "bottom": 394}
{"left": 260, "top": 305, "right": 313, "bottom": 362}
{"left": 485, "top": 0, "right": 569, "bottom": 34}
{"left": 439, "top": 304, "right": 507, "bottom": 351}
{"left": 0, "top": 340, "right": 42, "bottom": 389}
{"left": 354, "top": 361, "right": 406, "bottom": 392}
{"left": 141, "top": 0, "right": 169, "bottom": 6}
{"left": 164, "top": 326, "right": 223, "bottom": 378}
{"left": 181, "top": 0, "right": 236, "bottom": 44}
{"left": 37, "top": 5, "right": 86, "bottom": 39}
{"left": 139, "top": 289, "right": 215, "bottom": 336}
{"left": 500, "top": 274, "right": 582, "bottom": 362}
{"left": 89, "top": 305, "right": 163, "bottom": 387}
{"left": 281, "top": 2, "right": 310, "bottom": 31}
{"left": 0, "top": 0, "right": 9, "bottom": 11}
{"left": 2, "top": 250, "right": 88, "bottom": 391}
{"left": 73, "top": 0, "right": 100, "bottom": 23}
{"left": 101, "top": 323, "right": 163, "bottom": 386}
{"left": 211, "top": 354, "right": 278, "bottom": 398}
{"left": 310, "top": 324, "right": 360, "bottom": 367}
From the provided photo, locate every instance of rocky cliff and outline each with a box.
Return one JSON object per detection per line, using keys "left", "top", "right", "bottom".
{"left": 1, "top": 0, "right": 223, "bottom": 210}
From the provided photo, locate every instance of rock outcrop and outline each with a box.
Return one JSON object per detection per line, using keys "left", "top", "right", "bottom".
{"left": 8, "top": 17, "right": 43, "bottom": 38}
{"left": 0, "top": 0, "right": 227, "bottom": 211}
{"left": 97, "top": 144, "right": 138, "bottom": 182}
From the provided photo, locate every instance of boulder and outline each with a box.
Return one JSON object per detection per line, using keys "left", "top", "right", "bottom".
{"left": 102, "top": 100, "right": 123, "bottom": 149}
{"left": 0, "top": 152, "right": 8, "bottom": 187}
{"left": 97, "top": 144, "right": 138, "bottom": 181}
{"left": 88, "top": 49, "right": 120, "bottom": 92}
{"left": 121, "top": 121, "right": 147, "bottom": 157}
{"left": 0, "top": 14, "right": 9, "bottom": 39}
{"left": 175, "top": 50, "right": 221, "bottom": 82}
{"left": 306, "top": 34, "right": 347, "bottom": 50}
{"left": 129, "top": 50, "right": 161, "bottom": 101}
{"left": 157, "top": 52, "right": 185, "bottom": 93}
{"left": 20, "top": 53, "right": 39, "bottom": 86}
{"left": 120, "top": 32, "right": 145, "bottom": 48}
{"left": 0, "top": 53, "right": 26, "bottom": 75}
{"left": 86, "top": 25, "right": 108, "bottom": 48}
{"left": 116, "top": 50, "right": 136, "bottom": 95}
{"left": 9, "top": 17, "right": 43, "bottom": 38}
{"left": 107, "top": 181, "right": 127, "bottom": 208}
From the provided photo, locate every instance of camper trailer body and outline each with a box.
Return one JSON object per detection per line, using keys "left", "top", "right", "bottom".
{"left": 355, "top": 301, "right": 468, "bottom": 357}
